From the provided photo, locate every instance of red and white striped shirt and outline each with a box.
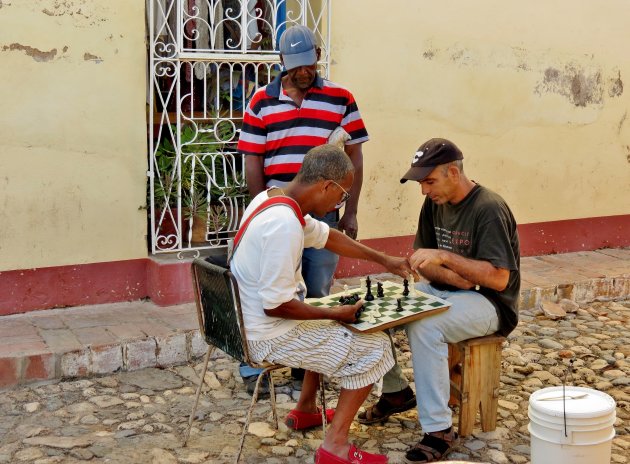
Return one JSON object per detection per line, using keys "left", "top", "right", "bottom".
{"left": 237, "top": 73, "right": 369, "bottom": 186}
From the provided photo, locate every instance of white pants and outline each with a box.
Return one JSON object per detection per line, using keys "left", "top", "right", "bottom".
{"left": 405, "top": 283, "right": 498, "bottom": 433}
{"left": 248, "top": 320, "right": 395, "bottom": 390}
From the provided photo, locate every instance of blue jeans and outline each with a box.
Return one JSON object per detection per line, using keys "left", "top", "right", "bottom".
{"left": 303, "top": 211, "right": 339, "bottom": 298}
{"left": 382, "top": 282, "right": 499, "bottom": 432}
{"left": 240, "top": 211, "right": 339, "bottom": 379}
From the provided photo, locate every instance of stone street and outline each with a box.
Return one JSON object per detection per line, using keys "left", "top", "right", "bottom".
{"left": 1, "top": 300, "right": 629, "bottom": 464}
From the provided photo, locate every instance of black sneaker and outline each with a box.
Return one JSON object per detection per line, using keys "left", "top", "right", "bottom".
{"left": 243, "top": 373, "right": 270, "bottom": 399}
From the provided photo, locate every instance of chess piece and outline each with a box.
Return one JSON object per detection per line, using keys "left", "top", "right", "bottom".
{"left": 409, "top": 274, "right": 417, "bottom": 296}
{"left": 376, "top": 282, "right": 384, "bottom": 298}
{"left": 340, "top": 293, "right": 360, "bottom": 305}
{"left": 365, "top": 276, "right": 374, "bottom": 301}
{"left": 396, "top": 298, "right": 403, "bottom": 312}
{"left": 365, "top": 286, "right": 374, "bottom": 301}
{"left": 355, "top": 304, "right": 364, "bottom": 320}
{"left": 402, "top": 279, "right": 409, "bottom": 297}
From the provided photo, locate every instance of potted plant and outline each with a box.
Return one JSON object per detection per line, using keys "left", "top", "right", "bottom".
{"left": 151, "top": 121, "right": 247, "bottom": 247}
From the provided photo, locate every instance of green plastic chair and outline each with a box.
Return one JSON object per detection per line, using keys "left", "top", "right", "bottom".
{"left": 183, "top": 258, "right": 327, "bottom": 462}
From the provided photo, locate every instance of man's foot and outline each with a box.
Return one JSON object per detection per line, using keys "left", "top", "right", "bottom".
{"left": 285, "top": 408, "right": 335, "bottom": 430}
{"left": 243, "top": 373, "right": 270, "bottom": 399}
{"left": 403, "top": 427, "right": 458, "bottom": 463}
{"left": 357, "top": 386, "right": 416, "bottom": 424}
{"left": 315, "top": 444, "right": 388, "bottom": 463}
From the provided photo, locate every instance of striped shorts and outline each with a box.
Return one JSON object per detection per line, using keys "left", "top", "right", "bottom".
{"left": 247, "top": 320, "right": 395, "bottom": 390}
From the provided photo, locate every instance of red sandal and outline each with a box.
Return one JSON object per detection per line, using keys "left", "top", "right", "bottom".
{"left": 285, "top": 407, "right": 335, "bottom": 430}
{"left": 315, "top": 444, "right": 388, "bottom": 464}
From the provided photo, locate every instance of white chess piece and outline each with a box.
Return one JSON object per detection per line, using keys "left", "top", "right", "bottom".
{"left": 409, "top": 274, "right": 418, "bottom": 297}
{"left": 344, "top": 284, "right": 349, "bottom": 295}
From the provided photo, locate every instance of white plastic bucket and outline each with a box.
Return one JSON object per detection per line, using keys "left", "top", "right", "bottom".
{"left": 528, "top": 386, "right": 616, "bottom": 464}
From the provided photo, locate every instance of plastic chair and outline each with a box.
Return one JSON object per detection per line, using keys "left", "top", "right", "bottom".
{"left": 183, "top": 258, "right": 327, "bottom": 462}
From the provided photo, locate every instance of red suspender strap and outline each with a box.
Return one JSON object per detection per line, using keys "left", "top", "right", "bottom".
{"left": 229, "top": 196, "right": 305, "bottom": 263}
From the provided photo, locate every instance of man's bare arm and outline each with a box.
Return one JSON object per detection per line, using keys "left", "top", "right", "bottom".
{"left": 325, "top": 228, "right": 413, "bottom": 279}
{"left": 410, "top": 248, "right": 509, "bottom": 291}
{"left": 245, "top": 155, "right": 266, "bottom": 198}
{"left": 337, "top": 143, "right": 363, "bottom": 239}
{"left": 416, "top": 263, "right": 474, "bottom": 289}
{"left": 264, "top": 298, "right": 361, "bottom": 323}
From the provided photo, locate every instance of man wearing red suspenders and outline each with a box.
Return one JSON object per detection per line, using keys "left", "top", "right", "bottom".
{"left": 231, "top": 145, "right": 412, "bottom": 464}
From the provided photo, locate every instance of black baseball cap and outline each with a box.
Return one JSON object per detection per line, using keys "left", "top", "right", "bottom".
{"left": 400, "top": 138, "right": 464, "bottom": 183}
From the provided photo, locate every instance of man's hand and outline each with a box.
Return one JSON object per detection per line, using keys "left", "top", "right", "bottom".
{"left": 409, "top": 248, "right": 446, "bottom": 270}
{"left": 334, "top": 299, "right": 364, "bottom": 323}
{"left": 383, "top": 255, "right": 417, "bottom": 279}
{"left": 337, "top": 212, "right": 358, "bottom": 239}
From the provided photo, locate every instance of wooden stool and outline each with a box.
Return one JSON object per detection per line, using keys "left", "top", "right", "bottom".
{"left": 448, "top": 334, "right": 505, "bottom": 437}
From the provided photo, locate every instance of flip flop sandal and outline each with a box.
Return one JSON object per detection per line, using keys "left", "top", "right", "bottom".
{"left": 285, "top": 407, "right": 335, "bottom": 430}
{"left": 357, "top": 395, "right": 417, "bottom": 424}
{"left": 403, "top": 429, "right": 458, "bottom": 463}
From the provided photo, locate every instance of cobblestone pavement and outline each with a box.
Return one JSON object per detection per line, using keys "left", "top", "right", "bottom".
{"left": 1, "top": 300, "right": 629, "bottom": 464}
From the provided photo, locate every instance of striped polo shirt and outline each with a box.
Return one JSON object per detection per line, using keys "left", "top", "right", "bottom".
{"left": 237, "top": 72, "right": 369, "bottom": 186}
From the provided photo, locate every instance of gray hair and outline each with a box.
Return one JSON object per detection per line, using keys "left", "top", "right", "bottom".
{"left": 440, "top": 159, "right": 464, "bottom": 175}
{"left": 295, "top": 144, "right": 354, "bottom": 184}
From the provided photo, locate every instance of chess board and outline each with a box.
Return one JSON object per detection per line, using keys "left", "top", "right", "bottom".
{"left": 307, "top": 281, "right": 451, "bottom": 333}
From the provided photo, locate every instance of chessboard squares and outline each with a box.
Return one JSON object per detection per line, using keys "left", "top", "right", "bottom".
{"left": 377, "top": 310, "right": 405, "bottom": 320}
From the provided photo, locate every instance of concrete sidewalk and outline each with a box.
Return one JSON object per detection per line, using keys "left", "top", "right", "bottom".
{"left": 1, "top": 248, "right": 629, "bottom": 389}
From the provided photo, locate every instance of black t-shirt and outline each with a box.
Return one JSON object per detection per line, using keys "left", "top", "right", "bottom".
{"left": 413, "top": 184, "right": 520, "bottom": 336}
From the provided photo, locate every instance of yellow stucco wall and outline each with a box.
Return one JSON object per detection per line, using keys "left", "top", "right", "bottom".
{"left": 0, "top": 0, "right": 147, "bottom": 271}
{"left": 1, "top": 1, "right": 628, "bottom": 272}
{"left": 331, "top": 1, "right": 630, "bottom": 240}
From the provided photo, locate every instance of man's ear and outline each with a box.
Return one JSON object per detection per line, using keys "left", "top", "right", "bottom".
{"left": 447, "top": 164, "right": 460, "bottom": 181}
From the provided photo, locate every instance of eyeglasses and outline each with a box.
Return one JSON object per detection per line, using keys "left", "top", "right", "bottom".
{"left": 330, "top": 180, "right": 351, "bottom": 207}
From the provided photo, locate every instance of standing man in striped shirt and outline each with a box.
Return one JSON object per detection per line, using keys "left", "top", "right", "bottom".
{"left": 237, "top": 24, "right": 369, "bottom": 391}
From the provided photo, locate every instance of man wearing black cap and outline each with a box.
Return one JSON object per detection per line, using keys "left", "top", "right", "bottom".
{"left": 359, "top": 138, "right": 520, "bottom": 463}
{"left": 237, "top": 25, "right": 369, "bottom": 393}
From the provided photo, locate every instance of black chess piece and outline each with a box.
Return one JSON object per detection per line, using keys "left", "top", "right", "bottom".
{"left": 376, "top": 282, "right": 384, "bottom": 298}
{"left": 402, "top": 279, "right": 409, "bottom": 296}
{"left": 365, "top": 276, "right": 374, "bottom": 301}
{"left": 396, "top": 298, "right": 403, "bottom": 312}
{"left": 340, "top": 294, "right": 360, "bottom": 305}
{"left": 355, "top": 304, "right": 364, "bottom": 320}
